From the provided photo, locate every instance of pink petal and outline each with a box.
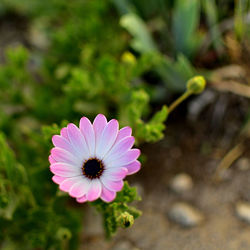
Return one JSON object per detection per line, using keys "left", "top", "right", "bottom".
{"left": 79, "top": 117, "right": 95, "bottom": 156}
{"left": 49, "top": 155, "right": 56, "bottom": 164}
{"left": 52, "top": 175, "right": 66, "bottom": 184}
{"left": 51, "top": 147, "right": 81, "bottom": 166}
{"left": 105, "top": 149, "right": 140, "bottom": 168}
{"left": 50, "top": 162, "right": 82, "bottom": 177}
{"left": 69, "top": 178, "right": 90, "bottom": 198}
{"left": 104, "top": 136, "right": 135, "bottom": 162}
{"left": 123, "top": 160, "right": 141, "bottom": 175}
{"left": 60, "top": 127, "right": 69, "bottom": 140}
{"left": 96, "top": 119, "right": 119, "bottom": 159}
{"left": 59, "top": 176, "right": 84, "bottom": 192}
{"left": 86, "top": 179, "right": 102, "bottom": 201}
{"left": 67, "top": 123, "right": 90, "bottom": 159}
{"left": 102, "top": 167, "right": 128, "bottom": 181}
{"left": 76, "top": 195, "right": 88, "bottom": 203}
{"left": 93, "top": 114, "right": 107, "bottom": 150}
{"left": 101, "top": 178, "right": 124, "bottom": 192}
{"left": 115, "top": 126, "right": 132, "bottom": 143}
{"left": 52, "top": 135, "right": 78, "bottom": 157}
{"left": 100, "top": 185, "right": 116, "bottom": 202}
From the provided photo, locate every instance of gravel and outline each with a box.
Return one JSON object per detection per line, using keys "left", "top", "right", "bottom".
{"left": 168, "top": 202, "right": 204, "bottom": 227}
{"left": 235, "top": 201, "right": 250, "bottom": 224}
{"left": 169, "top": 173, "right": 193, "bottom": 193}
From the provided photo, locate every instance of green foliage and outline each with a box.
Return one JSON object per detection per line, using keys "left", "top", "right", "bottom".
{"left": 116, "top": 0, "right": 249, "bottom": 92}
{"left": 120, "top": 13, "right": 158, "bottom": 53}
{"left": 0, "top": 0, "right": 234, "bottom": 248}
{"left": 61, "top": 52, "right": 169, "bottom": 142}
{"left": 0, "top": 132, "right": 27, "bottom": 221}
{"left": 234, "top": 0, "right": 250, "bottom": 40}
{"left": 202, "top": 0, "right": 223, "bottom": 54}
{"left": 0, "top": 0, "right": 151, "bottom": 247}
{"left": 92, "top": 182, "right": 141, "bottom": 238}
{"left": 0, "top": 0, "right": 168, "bottom": 246}
{"left": 140, "top": 105, "right": 168, "bottom": 142}
{"left": 42, "top": 121, "right": 69, "bottom": 144}
{"left": 0, "top": 132, "right": 82, "bottom": 250}
{"left": 156, "top": 54, "right": 196, "bottom": 91}
{"left": 119, "top": 11, "right": 199, "bottom": 91}
{"left": 172, "top": 0, "right": 201, "bottom": 58}
{"left": 0, "top": 46, "right": 31, "bottom": 107}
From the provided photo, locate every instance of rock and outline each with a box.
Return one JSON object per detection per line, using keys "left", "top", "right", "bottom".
{"left": 236, "top": 158, "right": 250, "bottom": 171}
{"left": 168, "top": 202, "right": 204, "bottom": 227}
{"left": 169, "top": 173, "right": 193, "bottom": 193}
{"left": 236, "top": 202, "right": 250, "bottom": 224}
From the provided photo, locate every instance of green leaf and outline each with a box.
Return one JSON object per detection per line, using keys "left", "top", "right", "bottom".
{"left": 202, "top": 0, "right": 223, "bottom": 54}
{"left": 120, "top": 13, "right": 158, "bottom": 53}
{"left": 0, "top": 133, "right": 16, "bottom": 182}
{"left": 6, "top": 46, "right": 29, "bottom": 68}
{"left": 150, "top": 105, "right": 168, "bottom": 124}
{"left": 172, "top": 0, "right": 200, "bottom": 58}
{"left": 234, "top": 0, "right": 250, "bottom": 40}
{"left": 156, "top": 54, "right": 196, "bottom": 91}
{"left": 125, "top": 89, "right": 150, "bottom": 126}
{"left": 112, "top": 0, "right": 134, "bottom": 15}
{"left": 135, "top": 105, "right": 168, "bottom": 143}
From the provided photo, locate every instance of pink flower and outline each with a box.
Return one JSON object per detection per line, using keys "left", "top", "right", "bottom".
{"left": 49, "top": 114, "right": 141, "bottom": 203}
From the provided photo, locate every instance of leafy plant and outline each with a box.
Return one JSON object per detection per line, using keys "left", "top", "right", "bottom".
{"left": 0, "top": 0, "right": 217, "bottom": 248}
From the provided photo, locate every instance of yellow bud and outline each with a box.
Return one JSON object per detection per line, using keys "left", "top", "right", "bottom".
{"left": 117, "top": 212, "right": 134, "bottom": 228}
{"left": 55, "top": 64, "right": 70, "bottom": 80}
{"left": 186, "top": 76, "right": 206, "bottom": 94}
{"left": 56, "top": 228, "right": 72, "bottom": 241}
{"left": 121, "top": 52, "right": 136, "bottom": 65}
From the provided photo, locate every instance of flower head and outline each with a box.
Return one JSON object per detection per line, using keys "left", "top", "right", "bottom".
{"left": 49, "top": 114, "right": 141, "bottom": 203}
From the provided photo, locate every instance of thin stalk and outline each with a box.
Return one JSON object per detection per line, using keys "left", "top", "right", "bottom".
{"left": 213, "top": 142, "right": 244, "bottom": 181}
{"left": 168, "top": 91, "right": 192, "bottom": 114}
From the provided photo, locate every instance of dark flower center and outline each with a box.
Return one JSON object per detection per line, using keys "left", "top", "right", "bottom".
{"left": 82, "top": 158, "right": 104, "bottom": 179}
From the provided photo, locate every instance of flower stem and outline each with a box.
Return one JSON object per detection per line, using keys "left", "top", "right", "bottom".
{"left": 168, "top": 91, "right": 192, "bottom": 114}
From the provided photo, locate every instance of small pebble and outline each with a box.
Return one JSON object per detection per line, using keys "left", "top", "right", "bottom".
{"left": 236, "top": 202, "right": 250, "bottom": 224}
{"left": 168, "top": 202, "right": 204, "bottom": 227}
{"left": 236, "top": 158, "right": 250, "bottom": 171}
{"left": 169, "top": 173, "right": 193, "bottom": 193}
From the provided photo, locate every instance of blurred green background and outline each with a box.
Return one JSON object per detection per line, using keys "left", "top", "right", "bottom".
{"left": 0, "top": 0, "right": 249, "bottom": 249}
